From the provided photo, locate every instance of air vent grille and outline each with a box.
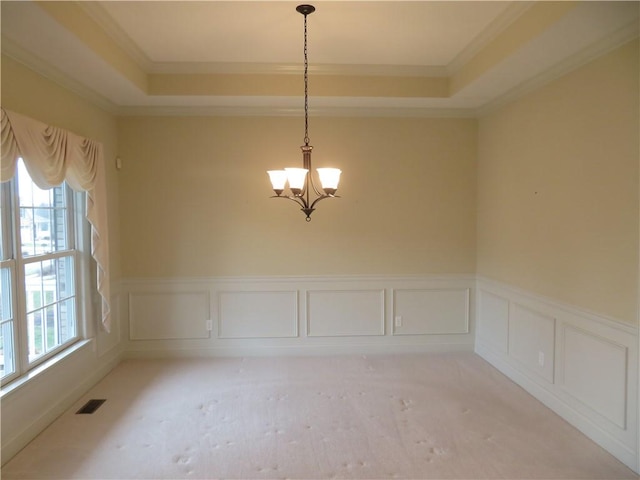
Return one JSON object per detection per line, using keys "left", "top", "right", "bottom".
{"left": 76, "top": 399, "right": 106, "bottom": 414}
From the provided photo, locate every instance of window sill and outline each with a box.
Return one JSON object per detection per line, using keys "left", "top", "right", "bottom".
{"left": 0, "top": 339, "right": 94, "bottom": 399}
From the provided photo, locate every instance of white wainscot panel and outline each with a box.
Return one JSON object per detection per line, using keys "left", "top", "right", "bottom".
{"left": 477, "top": 290, "right": 509, "bottom": 353}
{"left": 561, "top": 325, "right": 627, "bottom": 429}
{"left": 219, "top": 291, "right": 298, "bottom": 339}
{"left": 307, "top": 290, "right": 384, "bottom": 337}
{"left": 393, "top": 289, "right": 469, "bottom": 335}
{"left": 509, "top": 303, "right": 555, "bottom": 384}
{"left": 129, "top": 291, "right": 210, "bottom": 340}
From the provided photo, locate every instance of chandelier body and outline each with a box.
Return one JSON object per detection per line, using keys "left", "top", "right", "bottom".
{"left": 267, "top": 4, "right": 341, "bottom": 222}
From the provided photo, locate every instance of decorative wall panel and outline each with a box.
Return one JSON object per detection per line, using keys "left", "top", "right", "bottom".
{"left": 508, "top": 303, "right": 555, "bottom": 384}
{"left": 129, "top": 291, "right": 210, "bottom": 340}
{"left": 307, "top": 289, "right": 385, "bottom": 337}
{"left": 477, "top": 289, "right": 509, "bottom": 353}
{"left": 561, "top": 325, "right": 627, "bottom": 429}
{"left": 393, "top": 288, "right": 469, "bottom": 335}
{"left": 219, "top": 291, "right": 298, "bottom": 339}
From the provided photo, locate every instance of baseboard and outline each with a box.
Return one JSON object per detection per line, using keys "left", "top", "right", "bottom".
{"left": 475, "top": 277, "right": 638, "bottom": 473}
{"left": 125, "top": 341, "right": 475, "bottom": 359}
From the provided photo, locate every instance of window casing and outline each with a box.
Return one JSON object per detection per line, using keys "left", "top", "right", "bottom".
{"left": 0, "top": 159, "right": 88, "bottom": 386}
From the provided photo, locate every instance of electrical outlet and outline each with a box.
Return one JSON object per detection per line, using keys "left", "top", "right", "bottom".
{"left": 394, "top": 316, "right": 402, "bottom": 327}
{"left": 538, "top": 351, "right": 545, "bottom": 367}
{"left": 206, "top": 320, "right": 213, "bottom": 331}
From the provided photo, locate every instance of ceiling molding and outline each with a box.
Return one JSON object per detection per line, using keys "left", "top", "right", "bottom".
{"left": 148, "top": 61, "right": 448, "bottom": 78}
{"left": 1, "top": 37, "right": 119, "bottom": 115}
{"left": 77, "top": 1, "right": 153, "bottom": 72}
{"left": 447, "top": 1, "right": 534, "bottom": 76}
{"left": 116, "top": 105, "right": 476, "bottom": 119}
{"left": 3, "top": 2, "right": 637, "bottom": 121}
{"left": 477, "top": 20, "right": 640, "bottom": 117}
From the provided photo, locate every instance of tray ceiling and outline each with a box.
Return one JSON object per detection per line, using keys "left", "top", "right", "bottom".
{"left": 1, "top": 1, "right": 638, "bottom": 116}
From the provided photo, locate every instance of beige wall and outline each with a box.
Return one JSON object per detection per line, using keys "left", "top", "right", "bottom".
{"left": 3, "top": 38, "right": 636, "bottom": 325}
{"left": 477, "top": 40, "right": 639, "bottom": 324}
{"left": 117, "top": 115, "right": 477, "bottom": 277}
{"left": 1, "top": 55, "right": 122, "bottom": 283}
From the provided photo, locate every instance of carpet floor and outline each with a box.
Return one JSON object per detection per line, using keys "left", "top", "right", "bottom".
{"left": 2, "top": 353, "right": 636, "bottom": 479}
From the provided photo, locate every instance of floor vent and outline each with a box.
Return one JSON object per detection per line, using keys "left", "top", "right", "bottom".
{"left": 76, "top": 399, "right": 106, "bottom": 414}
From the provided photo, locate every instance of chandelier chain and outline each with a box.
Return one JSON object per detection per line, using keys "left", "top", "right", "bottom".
{"left": 303, "top": 12, "right": 310, "bottom": 146}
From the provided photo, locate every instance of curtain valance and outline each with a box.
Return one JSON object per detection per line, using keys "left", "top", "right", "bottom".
{"left": 1, "top": 108, "right": 111, "bottom": 332}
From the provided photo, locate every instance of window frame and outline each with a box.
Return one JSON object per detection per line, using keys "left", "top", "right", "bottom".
{"left": 0, "top": 163, "right": 90, "bottom": 387}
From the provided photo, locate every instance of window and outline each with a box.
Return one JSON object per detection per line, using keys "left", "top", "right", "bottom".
{"left": 0, "top": 159, "right": 87, "bottom": 385}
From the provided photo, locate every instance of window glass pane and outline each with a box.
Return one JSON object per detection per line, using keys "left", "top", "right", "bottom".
{"left": 0, "top": 182, "right": 10, "bottom": 261}
{"left": 28, "top": 310, "right": 44, "bottom": 361}
{"left": 0, "top": 267, "right": 15, "bottom": 379}
{"left": 0, "top": 200, "right": 4, "bottom": 261}
{"left": 58, "top": 298, "right": 76, "bottom": 344}
{"left": 0, "top": 267, "right": 12, "bottom": 321}
{"left": 25, "top": 261, "right": 46, "bottom": 312}
{"left": 56, "top": 256, "right": 75, "bottom": 299}
{"left": 17, "top": 160, "right": 68, "bottom": 257}
{"left": 25, "top": 255, "right": 76, "bottom": 363}
{"left": 1, "top": 321, "right": 15, "bottom": 378}
{"left": 45, "top": 305, "right": 56, "bottom": 351}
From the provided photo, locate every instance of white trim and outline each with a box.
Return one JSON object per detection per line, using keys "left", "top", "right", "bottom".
{"left": 477, "top": 342, "right": 638, "bottom": 471}
{"left": 559, "top": 323, "right": 629, "bottom": 430}
{"left": 477, "top": 23, "right": 640, "bottom": 117}
{"left": 121, "top": 274, "right": 476, "bottom": 356}
{"left": 0, "top": 338, "right": 92, "bottom": 399}
{"left": 1, "top": 38, "right": 119, "bottom": 115}
{"left": 476, "top": 276, "right": 637, "bottom": 335}
{"left": 475, "top": 276, "right": 638, "bottom": 472}
{"left": 447, "top": 2, "right": 535, "bottom": 75}
{"left": 121, "top": 273, "right": 476, "bottom": 286}
{"left": 124, "top": 342, "right": 475, "bottom": 359}
{"left": 77, "top": 2, "right": 153, "bottom": 72}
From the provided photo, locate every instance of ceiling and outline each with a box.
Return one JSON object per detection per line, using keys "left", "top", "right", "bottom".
{"left": 2, "top": 1, "right": 638, "bottom": 117}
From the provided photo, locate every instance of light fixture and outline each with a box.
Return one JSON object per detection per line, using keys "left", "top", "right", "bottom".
{"left": 267, "top": 4, "right": 341, "bottom": 222}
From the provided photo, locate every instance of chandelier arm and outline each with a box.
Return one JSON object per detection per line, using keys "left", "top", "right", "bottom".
{"left": 308, "top": 172, "right": 324, "bottom": 197}
{"left": 308, "top": 194, "right": 333, "bottom": 211}
{"left": 273, "top": 194, "right": 310, "bottom": 210}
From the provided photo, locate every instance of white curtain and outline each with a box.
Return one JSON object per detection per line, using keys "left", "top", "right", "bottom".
{"left": 1, "top": 108, "right": 111, "bottom": 332}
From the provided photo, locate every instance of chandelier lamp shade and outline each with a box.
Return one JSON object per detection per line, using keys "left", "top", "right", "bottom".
{"left": 267, "top": 4, "right": 342, "bottom": 222}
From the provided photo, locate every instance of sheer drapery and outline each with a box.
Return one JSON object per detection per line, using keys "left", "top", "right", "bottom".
{"left": 1, "top": 108, "right": 111, "bottom": 332}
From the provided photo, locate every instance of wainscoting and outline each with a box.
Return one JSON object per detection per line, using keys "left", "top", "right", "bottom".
{"left": 120, "top": 275, "right": 475, "bottom": 357}
{"left": 475, "top": 277, "right": 638, "bottom": 472}
{"left": 118, "top": 274, "right": 638, "bottom": 472}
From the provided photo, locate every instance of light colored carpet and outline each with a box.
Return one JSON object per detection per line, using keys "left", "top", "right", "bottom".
{"left": 2, "top": 353, "right": 636, "bottom": 479}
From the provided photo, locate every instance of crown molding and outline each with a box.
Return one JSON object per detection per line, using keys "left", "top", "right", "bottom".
{"left": 148, "top": 61, "right": 448, "bottom": 77}
{"left": 447, "top": 1, "right": 535, "bottom": 76}
{"left": 1, "top": 38, "right": 119, "bottom": 115}
{"left": 116, "top": 104, "right": 476, "bottom": 119}
{"left": 77, "top": 1, "right": 153, "bottom": 72}
{"left": 3, "top": 13, "right": 636, "bottom": 120}
{"left": 477, "top": 20, "right": 640, "bottom": 117}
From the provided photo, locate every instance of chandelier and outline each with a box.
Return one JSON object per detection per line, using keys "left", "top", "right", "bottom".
{"left": 267, "top": 4, "right": 341, "bottom": 222}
